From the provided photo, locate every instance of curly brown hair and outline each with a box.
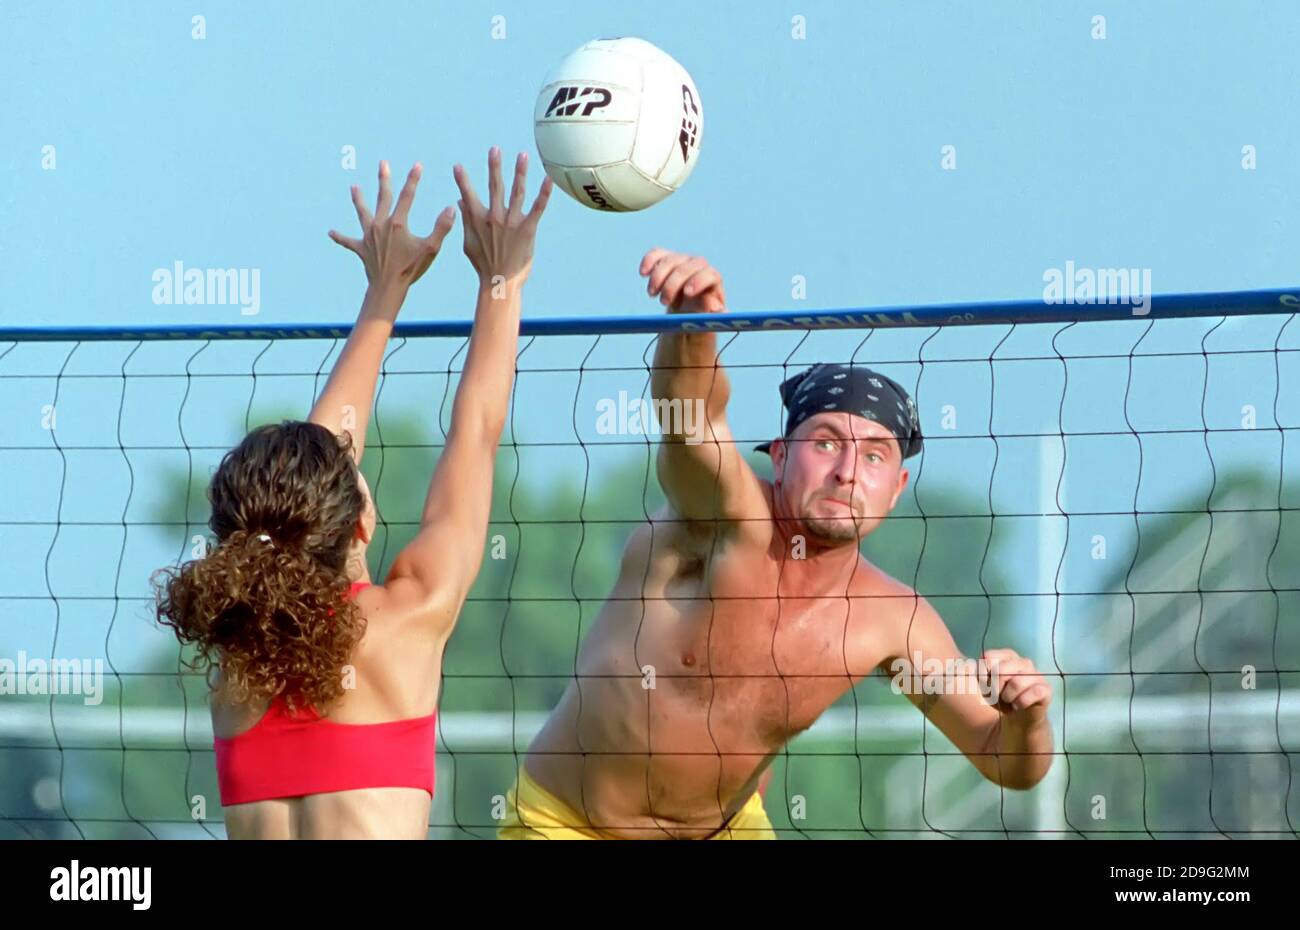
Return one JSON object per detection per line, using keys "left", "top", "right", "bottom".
{"left": 151, "top": 420, "right": 368, "bottom": 715}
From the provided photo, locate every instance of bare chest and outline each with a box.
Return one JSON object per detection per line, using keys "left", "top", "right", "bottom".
{"left": 633, "top": 562, "right": 883, "bottom": 743}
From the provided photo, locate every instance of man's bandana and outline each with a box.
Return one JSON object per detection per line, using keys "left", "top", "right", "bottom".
{"left": 755, "top": 363, "right": 924, "bottom": 459}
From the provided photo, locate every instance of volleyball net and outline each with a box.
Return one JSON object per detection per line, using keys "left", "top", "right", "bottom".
{"left": 1, "top": 286, "right": 1297, "bottom": 839}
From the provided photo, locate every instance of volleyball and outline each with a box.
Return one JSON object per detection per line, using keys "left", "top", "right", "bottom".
{"left": 533, "top": 37, "right": 703, "bottom": 212}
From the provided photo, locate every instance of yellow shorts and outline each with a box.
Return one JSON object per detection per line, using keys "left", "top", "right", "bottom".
{"left": 497, "top": 765, "right": 776, "bottom": 840}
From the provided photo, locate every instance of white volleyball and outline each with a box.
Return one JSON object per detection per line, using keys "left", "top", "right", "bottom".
{"left": 534, "top": 37, "right": 703, "bottom": 212}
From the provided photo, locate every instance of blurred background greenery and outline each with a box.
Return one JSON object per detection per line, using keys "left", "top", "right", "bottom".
{"left": 2, "top": 404, "right": 1297, "bottom": 839}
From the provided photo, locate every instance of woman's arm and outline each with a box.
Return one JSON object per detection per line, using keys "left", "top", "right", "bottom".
{"left": 385, "top": 147, "right": 552, "bottom": 630}
{"left": 308, "top": 160, "right": 456, "bottom": 462}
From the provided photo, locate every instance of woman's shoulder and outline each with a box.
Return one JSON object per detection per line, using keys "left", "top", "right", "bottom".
{"left": 351, "top": 577, "right": 457, "bottom": 637}
{"left": 209, "top": 674, "right": 275, "bottom": 738}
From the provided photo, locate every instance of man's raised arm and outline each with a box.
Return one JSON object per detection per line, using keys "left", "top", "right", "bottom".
{"left": 644, "top": 250, "right": 769, "bottom": 549}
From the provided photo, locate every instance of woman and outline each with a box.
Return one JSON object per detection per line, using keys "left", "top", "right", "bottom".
{"left": 152, "top": 148, "right": 551, "bottom": 839}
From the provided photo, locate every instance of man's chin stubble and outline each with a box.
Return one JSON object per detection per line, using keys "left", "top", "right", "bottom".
{"left": 802, "top": 516, "right": 861, "bottom": 545}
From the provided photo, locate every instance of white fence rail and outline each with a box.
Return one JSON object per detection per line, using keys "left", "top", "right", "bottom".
{"left": 2, "top": 691, "right": 1296, "bottom": 749}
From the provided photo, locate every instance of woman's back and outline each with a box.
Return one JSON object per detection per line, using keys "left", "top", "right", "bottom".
{"left": 211, "top": 582, "right": 446, "bottom": 839}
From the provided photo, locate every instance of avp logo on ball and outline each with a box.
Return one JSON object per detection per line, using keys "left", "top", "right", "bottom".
{"left": 678, "top": 85, "right": 700, "bottom": 162}
{"left": 544, "top": 85, "right": 612, "bottom": 118}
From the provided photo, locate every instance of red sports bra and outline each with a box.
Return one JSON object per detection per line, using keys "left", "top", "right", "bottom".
{"left": 213, "top": 581, "right": 438, "bottom": 806}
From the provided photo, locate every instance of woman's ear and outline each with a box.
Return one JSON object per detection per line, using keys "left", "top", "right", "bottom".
{"left": 354, "top": 471, "right": 376, "bottom": 545}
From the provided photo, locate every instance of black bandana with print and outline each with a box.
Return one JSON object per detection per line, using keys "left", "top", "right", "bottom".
{"left": 755, "top": 363, "right": 923, "bottom": 459}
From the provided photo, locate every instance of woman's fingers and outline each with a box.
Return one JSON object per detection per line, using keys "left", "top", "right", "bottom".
{"left": 350, "top": 185, "right": 373, "bottom": 230}
{"left": 453, "top": 164, "right": 485, "bottom": 218}
{"left": 456, "top": 199, "right": 476, "bottom": 248}
{"left": 507, "top": 152, "right": 529, "bottom": 219}
{"left": 375, "top": 160, "right": 393, "bottom": 217}
{"left": 487, "top": 146, "right": 505, "bottom": 223}
{"left": 328, "top": 229, "right": 362, "bottom": 254}
{"left": 453, "top": 150, "right": 548, "bottom": 281}
{"left": 424, "top": 206, "right": 457, "bottom": 253}
{"left": 391, "top": 163, "right": 422, "bottom": 227}
{"left": 524, "top": 175, "right": 554, "bottom": 229}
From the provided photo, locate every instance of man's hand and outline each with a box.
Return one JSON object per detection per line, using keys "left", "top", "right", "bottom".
{"left": 453, "top": 147, "right": 552, "bottom": 290}
{"left": 329, "top": 161, "right": 456, "bottom": 297}
{"left": 980, "top": 648, "right": 1053, "bottom": 726}
{"left": 640, "top": 249, "right": 726, "bottom": 314}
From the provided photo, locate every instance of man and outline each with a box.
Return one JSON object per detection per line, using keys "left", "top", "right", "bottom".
{"left": 500, "top": 249, "right": 1054, "bottom": 839}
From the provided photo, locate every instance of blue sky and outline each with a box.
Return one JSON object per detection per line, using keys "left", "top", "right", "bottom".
{"left": 1, "top": 1, "right": 1297, "bottom": 666}
{"left": 4, "top": 1, "right": 1298, "bottom": 325}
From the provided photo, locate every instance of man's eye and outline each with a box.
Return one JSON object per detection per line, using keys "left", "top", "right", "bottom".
{"left": 866, "top": 452, "right": 882, "bottom": 463}
{"left": 816, "top": 440, "right": 836, "bottom": 451}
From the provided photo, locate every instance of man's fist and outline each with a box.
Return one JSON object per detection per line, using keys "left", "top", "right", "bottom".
{"left": 639, "top": 249, "right": 726, "bottom": 313}
{"left": 980, "top": 648, "right": 1052, "bottom": 724}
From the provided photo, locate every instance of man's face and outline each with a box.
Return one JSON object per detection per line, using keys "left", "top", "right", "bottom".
{"left": 771, "top": 412, "right": 910, "bottom": 545}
